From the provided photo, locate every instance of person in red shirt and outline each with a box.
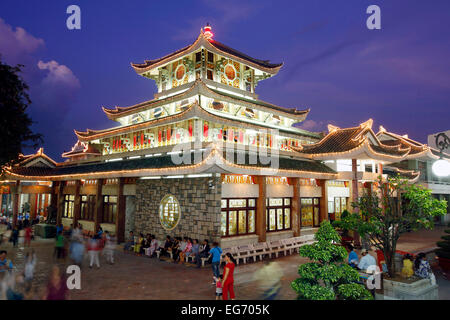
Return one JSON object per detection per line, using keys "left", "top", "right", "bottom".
{"left": 24, "top": 224, "right": 33, "bottom": 247}
{"left": 222, "top": 253, "right": 236, "bottom": 300}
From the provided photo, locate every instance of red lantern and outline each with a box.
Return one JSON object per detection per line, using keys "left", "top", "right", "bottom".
{"left": 133, "top": 135, "right": 136, "bottom": 148}
{"left": 188, "top": 121, "right": 193, "bottom": 137}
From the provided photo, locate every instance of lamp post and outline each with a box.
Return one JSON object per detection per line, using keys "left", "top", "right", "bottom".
{"left": 432, "top": 132, "right": 450, "bottom": 177}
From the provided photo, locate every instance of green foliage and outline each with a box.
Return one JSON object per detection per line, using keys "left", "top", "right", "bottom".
{"left": 436, "top": 221, "right": 450, "bottom": 260}
{"left": 291, "top": 221, "right": 373, "bottom": 300}
{"left": 337, "top": 283, "right": 374, "bottom": 300}
{"left": 335, "top": 175, "right": 447, "bottom": 277}
{"left": 0, "top": 59, "right": 42, "bottom": 168}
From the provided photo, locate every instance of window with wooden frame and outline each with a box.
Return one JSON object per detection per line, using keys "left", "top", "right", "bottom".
{"left": 63, "top": 195, "right": 75, "bottom": 218}
{"left": 102, "top": 195, "right": 117, "bottom": 224}
{"left": 221, "top": 198, "right": 256, "bottom": 237}
{"left": 80, "top": 195, "right": 95, "bottom": 221}
{"left": 266, "top": 198, "right": 291, "bottom": 232}
{"left": 334, "top": 197, "right": 347, "bottom": 221}
{"left": 301, "top": 197, "right": 321, "bottom": 228}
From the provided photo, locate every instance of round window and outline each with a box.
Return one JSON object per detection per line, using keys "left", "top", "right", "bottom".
{"left": 175, "top": 64, "right": 186, "bottom": 81}
{"left": 159, "top": 194, "right": 181, "bottom": 230}
{"left": 225, "top": 64, "right": 236, "bottom": 80}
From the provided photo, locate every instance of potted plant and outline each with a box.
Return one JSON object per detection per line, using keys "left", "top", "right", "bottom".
{"left": 436, "top": 223, "right": 450, "bottom": 278}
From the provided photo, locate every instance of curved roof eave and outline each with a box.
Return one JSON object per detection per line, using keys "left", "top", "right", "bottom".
{"left": 131, "top": 33, "right": 283, "bottom": 76}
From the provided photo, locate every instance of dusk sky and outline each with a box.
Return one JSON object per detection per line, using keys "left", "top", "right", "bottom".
{"left": 1, "top": 0, "right": 449, "bottom": 161}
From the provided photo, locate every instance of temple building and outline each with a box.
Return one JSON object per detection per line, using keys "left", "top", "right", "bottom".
{"left": 1, "top": 24, "right": 449, "bottom": 244}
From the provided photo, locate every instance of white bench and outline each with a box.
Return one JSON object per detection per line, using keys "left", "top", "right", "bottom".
{"left": 252, "top": 242, "right": 269, "bottom": 261}
{"left": 281, "top": 238, "right": 297, "bottom": 255}
{"left": 220, "top": 247, "right": 237, "bottom": 263}
{"left": 267, "top": 240, "right": 287, "bottom": 258}
{"left": 201, "top": 254, "right": 211, "bottom": 267}
{"left": 235, "top": 245, "right": 256, "bottom": 264}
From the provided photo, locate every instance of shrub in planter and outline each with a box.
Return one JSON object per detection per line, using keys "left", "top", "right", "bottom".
{"left": 291, "top": 221, "right": 373, "bottom": 300}
{"left": 436, "top": 223, "right": 450, "bottom": 274}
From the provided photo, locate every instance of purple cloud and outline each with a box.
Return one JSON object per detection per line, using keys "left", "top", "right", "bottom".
{"left": 0, "top": 17, "right": 81, "bottom": 159}
{"left": 0, "top": 18, "right": 44, "bottom": 65}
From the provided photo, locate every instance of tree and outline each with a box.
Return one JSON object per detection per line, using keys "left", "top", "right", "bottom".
{"left": 0, "top": 59, "right": 42, "bottom": 168}
{"left": 291, "top": 221, "right": 373, "bottom": 300}
{"left": 334, "top": 175, "right": 447, "bottom": 278}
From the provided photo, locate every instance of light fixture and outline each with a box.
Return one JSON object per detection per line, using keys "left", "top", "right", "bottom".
{"left": 432, "top": 132, "right": 450, "bottom": 177}
{"left": 186, "top": 173, "right": 212, "bottom": 178}
{"left": 432, "top": 159, "right": 450, "bottom": 177}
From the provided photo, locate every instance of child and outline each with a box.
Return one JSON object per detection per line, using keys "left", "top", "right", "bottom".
{"left": 103, "top": 231, "right": 116, "bottom": 264}
{"left": 214, "top": 275, "right": 223, "bottom": 300}
{"left": 54, "top": 231, "right": 65, "bottom": 259}
{"left": 87, "top": 236, "right": 101, "bottom": 269}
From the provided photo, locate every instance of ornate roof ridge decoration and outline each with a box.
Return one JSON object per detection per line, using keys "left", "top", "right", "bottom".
{"left": 131, "top": 28, "right": 283, "bottom": 75}
{"left": 101, "top": 80, "right": 200, "bottom": 119}
{"left": 14, "top": 148, "right": 57, "bottom": 168}
{"left": 375, "top": 127, "right": 438, "bottom": 159}
{"left": 76, "top": 101, "right": 315, "bottom": 142}
{"left": 76, "top": 101, "right": 198, "bottom": 141}
{"left": 102, "top": 79, "right": 309, "bottom": 120}
{"left": 3, "top": 146, "right": 337, "bottom": 181}
{"left": 384, "top": 167, "right": 421, "bottom": 183}
{"left": 290, "top": 119, "right": 434, "bottom": 161}
{"left": 62, "top": 140, "right": 102, "bottom": 158}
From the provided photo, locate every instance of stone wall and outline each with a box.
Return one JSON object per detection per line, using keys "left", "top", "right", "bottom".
{"left": 134, "top": 176, "right": 222, "bottom": 242}
{"left": 125, "top": 195, "right": 136, "bottom": 240}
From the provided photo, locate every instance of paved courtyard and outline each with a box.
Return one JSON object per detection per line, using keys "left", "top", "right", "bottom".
{"left": 0, "top": 225, "right": 449, "bottom": 300}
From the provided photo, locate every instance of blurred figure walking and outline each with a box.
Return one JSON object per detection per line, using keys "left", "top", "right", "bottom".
{"left": 43, "top": 265, "right": 67, "bottom": 300}
{"left": 23, "top": 250, "right": 36, "bottom": 293}
{"left": 103, "top": 231, "right": 116, "bottom": 264}
{"left": 253, "top": 258, "right": 283, "bottom": 300}
{"left": 87, "top": 236, "right": 101, "bottom": 269}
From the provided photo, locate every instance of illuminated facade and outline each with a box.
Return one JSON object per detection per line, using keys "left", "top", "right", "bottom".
{"left": 1, "top": 24, "right": 448, "bottom": 244}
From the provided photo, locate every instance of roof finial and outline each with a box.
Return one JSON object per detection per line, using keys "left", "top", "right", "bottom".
{"left": 204, "top": 22, "right": 213, "bottom": 40}
{"left": 360, "top": 119, "right": 373, "bottom": 130}
{"left": 328, "top": 124, "right": 339, "bottom": 133}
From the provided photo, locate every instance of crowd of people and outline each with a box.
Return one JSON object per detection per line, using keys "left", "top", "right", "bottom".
{"left": 124, "top": 232, "right": 212, "bottom": 268}
{"left": 123, "top": 232, "right": 238, "bottom": 299}
{"left": 346, "top": 244, "right": 434, "bottom": 280}
{"left": 0, "top": 221, "right": 117, "bottom": 300}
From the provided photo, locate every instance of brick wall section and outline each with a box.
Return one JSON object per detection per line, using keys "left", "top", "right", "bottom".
{"left": 134, "top": 176, "right": 222, "bottom": 243}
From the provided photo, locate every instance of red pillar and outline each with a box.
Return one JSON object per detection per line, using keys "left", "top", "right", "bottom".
{"left": 12, "top": 181, "right": 20, "bottom": 226}
{"left": 351, "top": 159, "right": 359, "bottom": 212}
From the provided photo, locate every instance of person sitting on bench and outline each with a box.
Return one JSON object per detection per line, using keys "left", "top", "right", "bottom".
{"left": 123, "top": 231, "right": 134, "bottom": 252}
{"left": 159, "top": 235, "right": 173, "bottom": 258}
